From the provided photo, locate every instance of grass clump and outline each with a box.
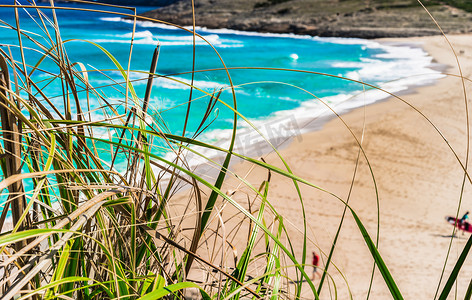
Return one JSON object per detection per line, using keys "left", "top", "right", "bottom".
{"left": 0, "top": 2, "right": 319, "bottom": 298}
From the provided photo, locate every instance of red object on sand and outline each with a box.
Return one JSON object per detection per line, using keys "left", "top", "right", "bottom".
{"left": 446, "top": 216, "right": 472, "bottom": 233}
{"left": 312, "top": 253, "right": 319, "bottom": 266}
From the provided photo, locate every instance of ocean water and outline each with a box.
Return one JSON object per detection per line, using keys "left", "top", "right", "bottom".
{"left": 0, "top": 2, "right": 442, "bottom": 180}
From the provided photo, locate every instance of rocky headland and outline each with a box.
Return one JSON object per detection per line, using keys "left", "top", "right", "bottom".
{"left": 140, "top": 0, "right": 472, "bottom": 38}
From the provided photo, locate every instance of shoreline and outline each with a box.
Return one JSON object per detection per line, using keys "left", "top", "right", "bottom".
{"left": 164, "top": 37, "right": 445, "bottom": 198}
{"left": 227, "top": 33, "right": 472, "bottom": 298}
{"left": 204, "top": 37, "right": 445, "bottom": 168}
{"left": 119, "top": 14, "right": 447, "bottom": 184}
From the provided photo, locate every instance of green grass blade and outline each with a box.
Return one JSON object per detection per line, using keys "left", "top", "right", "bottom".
{"left": 351, "top": 210, "right": 403, "bottom": 299}
{"left": 269, "top": 219, "right": 283, "bottom": 300}
{"left": 46, "top": 240, "right": 71, "bottom": 298}
{"left": 228, "top": 180, "right": 268, "bottom": 297}
{"left": 0, "top": 228, "right": 69, "bottom": 247}
{"left": 139, "top": 272, "right": 155, "bottom": 296}
{"left": 438, "top": 234, "right": 472, "bottom": 300}
{"left": 138, "top": 282, "right": 210, "bottom": 300}
{"left": 18, "top": 276, "right": 91, "bottom": 300}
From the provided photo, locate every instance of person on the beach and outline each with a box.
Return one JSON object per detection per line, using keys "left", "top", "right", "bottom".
{"left": 461, "top": 211, "right": 469, "bottom": 223}
{"left": 460, "top": 211, "right": 470, "bottom": 232}
{"left": 312, "top": 251, "right": 320, "bottom": 280}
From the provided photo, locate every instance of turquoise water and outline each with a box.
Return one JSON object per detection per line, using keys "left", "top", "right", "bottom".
{"left": 0, "top": 2, "right": 442, "bottom": 195}
{"left": 0, "top": 2, "right": 440, "bottom": 137}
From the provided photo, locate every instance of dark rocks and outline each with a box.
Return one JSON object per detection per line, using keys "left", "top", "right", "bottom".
{"left": 139, "top": 0, "right": 472, "bottom": 39}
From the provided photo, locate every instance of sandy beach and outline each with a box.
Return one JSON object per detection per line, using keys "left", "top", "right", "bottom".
{"left": 216, "top": 34, "right": 472, "bottom": 299}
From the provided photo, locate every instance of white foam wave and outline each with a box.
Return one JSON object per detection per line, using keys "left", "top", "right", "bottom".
{"left": 119, "top": 30, "right": 154, "bottom": 38}
{"left": 158, "top": 34, "right": 218, "bottom": 41}
{"left": 375, "top": 45, "right": 427, "bottom": 59}
{"left": 90, "top": 37, "right": 157, "bottom": 45}
{"left": 315, "top": 36, "right": 381, "bottom": 48}
{"left": 155, "top": 76, "right": 227, "bottom": 91}
{"left": 100, "top": 17, "right": 122, "bottom": 22}
{"left": 100, "top": 18, "right": 244, "bottom": 47}
{"left": 109, "top": 18, "right": 181, "bottom": 30}
{"left": 94, "top": 70, "right": 226, "bottom": 91}
{"left": 90, "top": 39, "right": 241, "bottom": 47}
{"left": 193, "top": 27, "right": 314, "bottom": 39}
{"left": 332, "top": 42, "right": 441, "bottom": 85}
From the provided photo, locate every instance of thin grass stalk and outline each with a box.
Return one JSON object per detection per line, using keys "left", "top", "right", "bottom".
{"left": 12, "top": 6, "right": 31, "bottom": 239}
{"left": 181, "top": 0, "right": 197, "bottom": 137}
{"left": 465, "top": 279, "right": 472, "bottom": 300}
{"left": 0, "top": 54, "right": 30, "bottom": 252}
{"left": 143, "top": 45, "right": 160, "bottom": 115}
{"left": 227, "top": 178, "right": 269, "bottom": 298}
{"left": 437, "top": 234, "right": 472, "bottom": 300}
{"left": 136, "top": 44, "right": 160, "bottom": 196}
{"left": 318, "top": 103, "right": 366, "bottom": 295}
